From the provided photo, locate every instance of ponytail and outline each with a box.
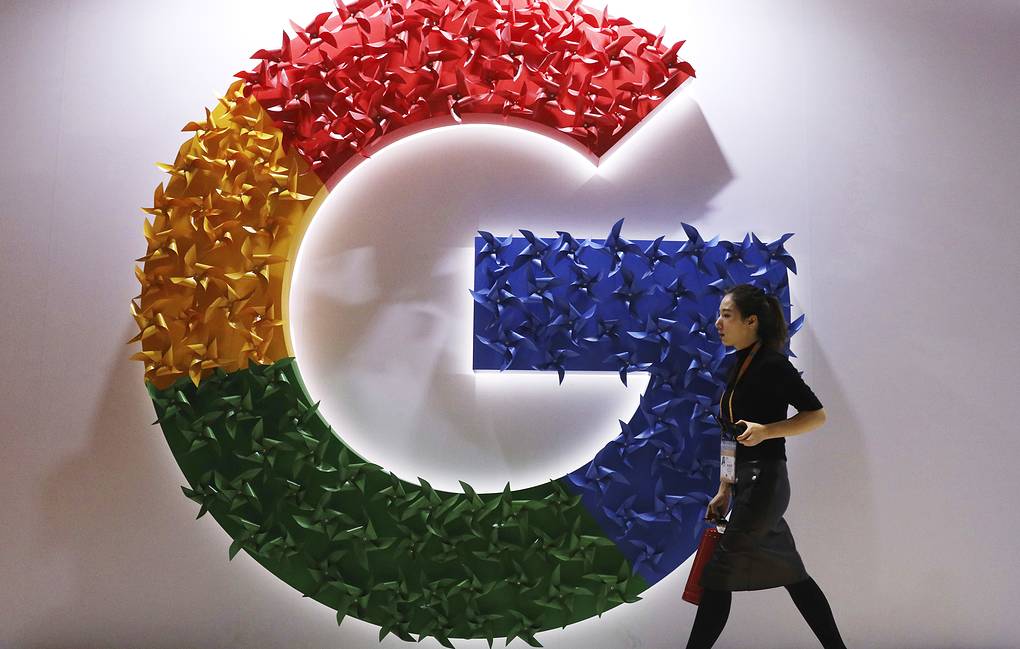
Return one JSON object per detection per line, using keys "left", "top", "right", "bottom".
{"left": 761, "top": 293, "right": 789, "bottom": 352}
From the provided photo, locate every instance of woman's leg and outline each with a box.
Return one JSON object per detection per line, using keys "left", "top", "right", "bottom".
{"left": 684, "top": 588, "right": 732, "bottom": 649}
{"left": 784, "top": 577, "right": 848, "bottom": 649}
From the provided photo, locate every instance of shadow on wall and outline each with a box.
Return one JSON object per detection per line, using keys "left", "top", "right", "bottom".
{"left": 578, "top": 94, "right": 733, "bottom": 221}
{"left": 784, "top": 323, "right": 879, "bottom": 638}
{"left": 21, "top": 321, "right": 338, "bottom": 649}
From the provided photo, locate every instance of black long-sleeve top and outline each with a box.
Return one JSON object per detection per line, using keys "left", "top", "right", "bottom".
{"left": 720, "top": 343, "right": 824, "bottom": 463}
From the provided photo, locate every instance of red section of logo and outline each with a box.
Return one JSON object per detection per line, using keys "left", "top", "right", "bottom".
{"left": 236, "top": 0, "right": 694, "bottom": 186}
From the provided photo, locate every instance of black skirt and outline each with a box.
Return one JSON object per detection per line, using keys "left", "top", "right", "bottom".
{"left": 699, "top": 459, "right": 809, "bottom": 591}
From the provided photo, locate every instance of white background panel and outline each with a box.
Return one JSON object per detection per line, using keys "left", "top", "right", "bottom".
{"left": 1, "top": 1, "right": 1017, "bottom": 647}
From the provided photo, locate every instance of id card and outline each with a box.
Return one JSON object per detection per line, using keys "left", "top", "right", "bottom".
{"left": 720, "top": 438, "right": 736, "bottom": 484}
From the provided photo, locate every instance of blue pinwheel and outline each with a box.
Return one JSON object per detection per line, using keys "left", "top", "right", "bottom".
{"left": 547, "top": 230, "right": 592, "bottom": 270}
{"left": 638, "top": 394, "right": 686, "bottom": 440}
{"left": 641, "top": 235, "right": 673, "bottom": 279}
{"left": 684, "top": 346, "right": 727, "bottom": 388}
{"left": 566, "top": 264, "right": 603, "bottom": 301}
{"left": 766, "top": 232, "right": 798, "bottom": 274}
{"left": 568, "top": 460, "right": 632, "bottom": 496}
{"left": 476, "top": 230, "right": 514, "bottom": 267}
{"left": 602, "top": 497, "right": 661, "bottom": 539}
{"left": 654, "top": 272, "right": 699, "bottom": 310}
{"left": 545, "top": 300, "right": 598, "bottom": 347}
{"left": 628, "top": 538, "right": 668, "bottom": 574}
{"left": 686, "top": 312, "right": 719, "bottom": 347}
{"left": 475, "top": 327, "right": 537, "bottom": 371}
{"left": 469, "top": 278, "right": 523, "bottom": 318}
{"left": 627, "top": 315, "right": 679, "bottom": 362}
{"left": 582, "top": 316, "right": 624, "bottom": 346}
{"left": 531, "top": 346, "right": 582, "bottom": 384}
{"left": 717, "top": 232, "right": 765, "bottom": 266}
{"left": 603, "top": 349, "right": 651, "bottom": 386}
{"left": 523, "top": 266, "right": 566, "bottom": 309}
{"left": 610, "top": 267, "right": 648, "bottom": 315}
{"left": 654, "top": 480, "right": 711, "bottom": 518}
{"left": 589, "top": 218, "right": 642, "bottom": 277}
{"left": 604, "top": 419, "right": 654, "bottom": 467}
{"left": 674, "top": 222, "right": 720, "bottom": 273}
{"left": 511, "top": 229, "right": 552, "bottom": 271}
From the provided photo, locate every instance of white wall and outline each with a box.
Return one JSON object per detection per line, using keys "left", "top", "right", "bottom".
{"left": 2, "top": 1, "right": 1018, "bottom": 648}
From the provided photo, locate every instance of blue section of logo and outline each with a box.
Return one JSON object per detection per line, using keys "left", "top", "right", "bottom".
{"left": 471, "top": 220, "right": 802, "bottom": 584}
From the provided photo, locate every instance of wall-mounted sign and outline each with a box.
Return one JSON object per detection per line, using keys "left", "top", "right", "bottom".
{"left": 125, "top": 1, "right": 798, "bottom": 645}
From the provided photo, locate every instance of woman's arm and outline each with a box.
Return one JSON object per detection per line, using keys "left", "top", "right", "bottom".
{"left": 763, "top": 408, "right": 827, "bottom": 439}
{"left": 735, "top": 408, "right": 827, "bottom": 446}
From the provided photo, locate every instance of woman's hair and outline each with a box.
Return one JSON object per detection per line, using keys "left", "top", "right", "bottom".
{"left": 724, "top": 284, "right": 789, "bottom": 352}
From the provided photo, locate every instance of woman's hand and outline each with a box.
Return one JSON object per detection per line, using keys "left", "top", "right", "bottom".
{"left": 706, "top": 488, "right": 731, "bottom": 523}
{"left": 735, "top": 420, "right": 770, "bottom": 446}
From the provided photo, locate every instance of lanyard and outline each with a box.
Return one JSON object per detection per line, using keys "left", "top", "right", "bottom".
{"left": 724, "top": 340, "right": 761, "bottom": 424}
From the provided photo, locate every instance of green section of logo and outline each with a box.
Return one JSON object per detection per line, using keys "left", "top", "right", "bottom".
{"left": 151, "top": 358, "right": 648, "bottom": 646}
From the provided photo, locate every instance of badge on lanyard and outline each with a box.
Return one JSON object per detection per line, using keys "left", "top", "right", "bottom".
{"left": 719, "top": 428, "right": 737, "bottom": 484}
{"left": 717, "top": 341, "right": 761, "bottom": 484}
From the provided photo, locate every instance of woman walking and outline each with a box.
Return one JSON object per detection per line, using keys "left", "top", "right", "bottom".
{"left": 685, "top": 284, "right": 848, "bottom": 649}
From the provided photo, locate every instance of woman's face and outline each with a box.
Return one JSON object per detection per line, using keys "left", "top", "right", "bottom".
{"left": 716, "top": 294, "right": 758, "bottom": 349}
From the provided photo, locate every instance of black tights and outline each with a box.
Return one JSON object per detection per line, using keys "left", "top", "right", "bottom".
{"left": 685, "top": 577, "right": 847, "bottom": 649}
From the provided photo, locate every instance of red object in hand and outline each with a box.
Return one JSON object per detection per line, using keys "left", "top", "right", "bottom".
{"left": 683, "top": 525, "right": 724, "bottom": 605}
